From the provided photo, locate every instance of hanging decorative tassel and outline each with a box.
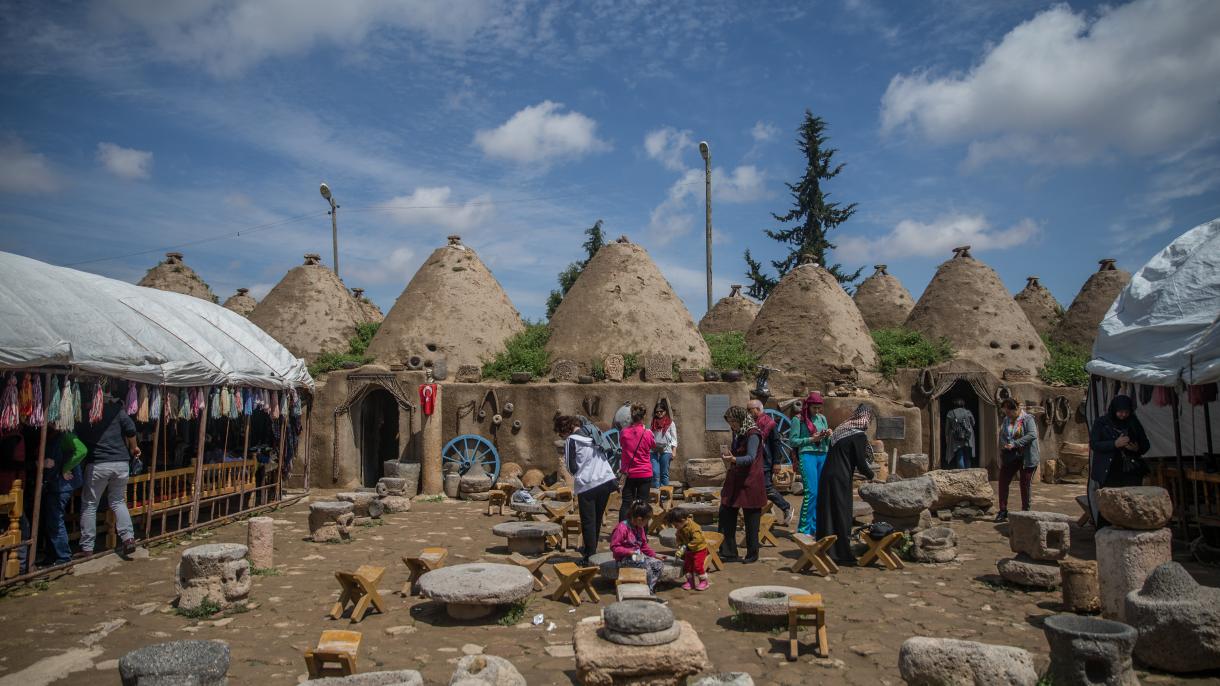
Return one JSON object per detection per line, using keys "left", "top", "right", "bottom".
{"left": 150, "top": 386, "right": 162, "bottom": 422}
{"left": 87, "top": 382, "right": 104, "bottom": 424}
{"left": 47, "top": 375, "right": 61, "bottom": 427}
{"left": 194, "top": 387, "right": 206, "bottom": 418}
{"left": 72, "top": 381, "right": 83, "bottom": 424}
{"left": 243, "top": 388, "right": 254, "bottom": 416}
{"left": 219, "top": 387, "right": 230, "bottom": 417}
{"left": 58, "top": 378, "right": 75, "bottom": 431}
{"left": 18, "top": 373, "right": 34, "bottom": 422}
{"left": 280, "top": 390, "right": 288, "bottom": 419}
{"left": 29, "top": 374, "right": 44, "bottom": 427}
{"left": 162, "top": 389, "right": 175, "bottom": 422}
{"left": 125, "top": 381, "right": 138, "bottom": 416}
{"left": 209, "top": 388, "right": 220, "bottom": 420}
{"left": 229, "top": 389, "right": 240, "bottom": 420}
{"left": 180, "top": 388, "right": 191, "bottom": 420}
{"left": 0, "top": 374, "right": 19, "bottom": 432}
{"left": 137, "top": 385, "right": 149, "bottom": 422}
{"left": 270, "top": 391, "right": 281, "bottom": 420}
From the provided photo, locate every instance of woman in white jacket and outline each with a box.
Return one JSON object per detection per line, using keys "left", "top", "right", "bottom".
{"left": 650, "top": 400, "right": 677, "bottom": 488}
{"left": 554, "top": 413, "right": 618, "bottom": 566}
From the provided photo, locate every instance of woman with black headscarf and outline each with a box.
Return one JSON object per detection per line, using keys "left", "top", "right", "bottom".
{"left": 816, "top": 404, "right": 876, "bottom": 565}
{"left": 1090, "top": 394, "right": 1151, "bottom": 489}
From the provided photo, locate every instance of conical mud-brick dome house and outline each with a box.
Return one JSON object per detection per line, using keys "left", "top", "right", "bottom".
{"left": 547, "top": 237, "right": 711, "bottom": 370}
{"left": 248, "top": 253, "right": 364, "bottom": 363}
{"left": 699, "top": 284, "right": 760, "bottom": 334}
{"left": 222, "top": 288, "right": 258, "bottom": 317}
{"left": 1013, "top": 276, "right": 1061, "bottom": 337}
{"left": 905, "top": 246, "right": 1048, "bottom": 377}
{"left": 853, "top": 264, "right": 915, "bottom": 330}
{"left": 746, "top": 256, "right": 878, "bottom": 391}
{"left": 1054, "top": 258, "right": 1131, "bottom": 349}
{"left": 350, "top": 288, "right": 384, "bottom": 324}
{"left": 366, "top": 236, "right": 524, "bottom": 369}
{"left": 138, "top": 252, "right": 216, "bottom": 302}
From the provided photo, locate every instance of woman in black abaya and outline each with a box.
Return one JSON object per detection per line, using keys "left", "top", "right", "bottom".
{"left": 816, "top": 404, "right": 876, "bottom": 564}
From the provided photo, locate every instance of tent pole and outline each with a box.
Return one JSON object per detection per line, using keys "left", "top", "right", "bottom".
{"left": 302, "top": 401, "right": 311, "bottom": 493}
{"left": 144, "top": 403, "right": 162, "bottom": 540}
{"left": 1204, "top": 401, "right": 1215, "bottom": 471}
{"left": 27, "top": 373, "right": 51, "bottom": 574}
{"left": 276, "top": 414, "right": 287, "bottom": 503}
{"left": 1172, "top": 390, "right": 1189, "bottom": 540}
{"left": 188, "top": 396, "right": 208, "bottom": 527}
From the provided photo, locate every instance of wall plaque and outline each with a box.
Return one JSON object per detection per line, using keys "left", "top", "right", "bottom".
{"left": 876, "top": 416, "right": 906, "bottom": 440}
{"left": 705, "top": 394, "right": 730, "bottom": 431}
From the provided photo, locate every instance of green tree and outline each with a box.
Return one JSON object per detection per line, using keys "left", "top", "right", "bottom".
{"left": 744, "top": 111, "right": 860, "bottom": 300}
{"left": 546, "top": 219, "right": 605, "bottom": 318}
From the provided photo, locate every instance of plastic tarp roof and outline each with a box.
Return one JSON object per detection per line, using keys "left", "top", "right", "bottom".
{"left": 1086, "top": 218, "right": 1220, "bottom": 387}
{"left": 0, "top": 251, "right": 313, "bottom": 390}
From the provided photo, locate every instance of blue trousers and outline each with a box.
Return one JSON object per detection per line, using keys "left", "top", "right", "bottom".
{"left": 797, "top": 451, "right": 827, "bottom": 536}
{"left": 41, "top": 489, "right": 74, "bottom": 564}
{"left": 650, "top": 451, "right": 672, "bottom": 488}
{"left": 947, "top": 447, "right": 973, "bottom": 470}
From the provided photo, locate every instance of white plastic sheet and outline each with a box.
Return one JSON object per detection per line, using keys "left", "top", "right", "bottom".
{"left": 0, "top": 251, "right": 312, "bottom": 390}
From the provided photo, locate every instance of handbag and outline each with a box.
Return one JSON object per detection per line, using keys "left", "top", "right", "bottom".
{"left": 130, "top": 456, "right": 145, "bottom": 476}
{"left": 866, "top": 522, "right": 895, "bottom": 540}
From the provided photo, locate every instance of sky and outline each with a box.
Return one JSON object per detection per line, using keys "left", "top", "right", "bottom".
{"left": 1, "top": 0, "right": 1218, "bottom": 323}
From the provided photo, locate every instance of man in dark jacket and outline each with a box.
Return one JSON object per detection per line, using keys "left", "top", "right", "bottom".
{"left": 747, "top": 400, "right": 793, "bottom": 526}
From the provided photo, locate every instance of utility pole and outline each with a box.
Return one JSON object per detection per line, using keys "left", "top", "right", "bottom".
{"left": 319, "top": 182, "right": 339, "bottom": 279}
{"left": 699, "top": 141, "right": 712, "bottom": 313}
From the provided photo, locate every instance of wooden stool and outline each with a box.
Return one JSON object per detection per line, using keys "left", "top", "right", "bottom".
{"left": 857, "top": 530, "right": 905, "bottom": 570}
{"left": 758, "top": 513, "right": 779, "bottom": 547}
{"left": 550, "top": 562, "right": 600, "bottom": 606}
{"left": 615, "top": 567, "right": 647, "bottom": 589}
{"left": 304, "top": 629, "right": 362, "bottom": 678}
{"left": 648, "top": 490, "right": 661, "bottom": 507}
{"left": 507, "top": 552, "right": 553, "bottom": 591}
{"left": 487, "top": 490, "right": 508, "bottom": 516}
{"left": 791, "top": 533, "right": 839, "bottom": 576}
{"left": 401, "top": 547, "right": 447, "bottom": 595}
{"left": 561, "top": 515, "right": 583, "bottom": 552}
{"left": 331, "top": 565, "right": 386, "bottom": 623}
{"left": 539, "top": 500, "right": 573, "bottom": 524}
{"left": 552, "top": 486, "right": 574, "bottom": 502}
{"left": 1075, "top": 494, "right": 1092, "bottom": 527}
{"left": 647, "top": 506, "right": 668, "bottom": 536}
{"left": 701, "top": 532, "right": 725, "bottom": 573}
{"left": 787, "top": 593, "right": 828, "bottom": 661}
{"left": 657, "top": 485, "right": 675, "bottom": 509}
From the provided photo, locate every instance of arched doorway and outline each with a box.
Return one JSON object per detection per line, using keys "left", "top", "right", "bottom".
{"left": 359, "top": 388, "right": 399, "bottom": 487}
{"left": 939, "top": 379, "right": 981, "bottom": 470}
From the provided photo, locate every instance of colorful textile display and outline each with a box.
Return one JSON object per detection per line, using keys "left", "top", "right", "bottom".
{"left": 47, "top": 375, "right": 61, "bottom": 427}
{"left": 29, "top": 374, "right": 44, "bottom": 427}
{"left": 150, "top": 386, "right": 162, "bottom": 422}
{"left": 125, "top": 382, "right": 138, "bottom": 416}
{"left": 88, "top": 382, "right": 104, "bottom": 424}
{"left": 18, "top": 373, "right": 33, "bottom": 422}
{"left": 137, "top": 385, "right": 149, "bottom": 422}
{"left": 0, "top": 374, "right": 18, "bottom": 431}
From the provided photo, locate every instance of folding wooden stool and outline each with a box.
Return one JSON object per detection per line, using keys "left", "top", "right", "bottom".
{"left": 304, "top": 629, "right": 362, "bottom": 678}
{"left": 539, "top": 500, "right": 573, "bottom": 524}
{"left": 550, "top": 562, "right": 600, "bottom": 606}
{"left": 401, "top": 547, "right": 447, "bottom": 595}
{"left": 647, "top": 505, "right": 668, "bottom": 536}
{"left": 330, "top": 565, "right": 386, "bottom": 623}
{"left": 552, "top": 486, "right": 574, "bottom": 502}
{"left": 701, "top": 532, "right": 725, "bottom": 573}
{"left": 507, "top": 551, "right": 553, "bottom": 591}
{"left": 790, "top": 533, "right": 839, "bottom": 576}
{"left": 857, "top": 530, "right": 905, "bottom": 570}
{"left": 657, "top": 485, "right": 675, "bottom": 509}
{"left": 787, "top": 593, "right": 828, "bottom": 661}
{"left": 561, "top": 514, "right": 583, "bottom": 552}
{"left": 758, "top": 513, "right": 780, "bottom": 547}
{"left": 486, "top": 489, "right": 508, "bottom": 516}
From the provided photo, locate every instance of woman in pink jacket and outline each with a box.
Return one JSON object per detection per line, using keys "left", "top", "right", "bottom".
{"left": 617, "top": 402, "right": 655, "bottom": 523}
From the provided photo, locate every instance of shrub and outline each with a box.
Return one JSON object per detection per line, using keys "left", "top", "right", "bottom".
{"left": 308, "top": 323, "right": 381, "bottom": 377}
{"left": 481, "top": 322, "right": 551, "bottom": 381}
{"left": 703, "top": 332, "right": 760, "bottom": 375}
{"left": 1038, "top": 335, "right": 1089, "bottom": 387}
{"left": 871, "top": 328, "right": 954, "bottom": 380}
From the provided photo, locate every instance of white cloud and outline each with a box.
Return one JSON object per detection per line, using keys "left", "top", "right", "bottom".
{"left": 880, "top": 0, "right": 1220, "bottom": 165}
{"left": 361, "top": 246, "right": 418, "bottom": 285}
{"left": 750, "top": 121, "right": 779, "bottom": 143}
{"left": 644, "top": 126, "right": 693, "bottom": 171}
{"left": 96, "top": 142, "right": 153, "bottom": 179}
{"left": 0, "top": 136, "right": 61, "bottom": 194}
{"left": 474, "top": 101, "right": 608, "bottom": 164}
{"left": 836, "top": 213, "right": 1039, "bottom": 263}
{"left": 247, "top": 282, "right": 275, "bottom": 300}
{"left": 717, "top": 165, "right": 767, "bottom": 203}
{"left": 383, "top": 186, "right": 494, "bottom": 230}
{"left": 1145, "top": 154, "right": 1220, "bottom": 208}
{"left": 94, "top": 0, "right": 503, "bottom": 77}
{"left": 649, "top": 165, "right": 768, "bottom": 243}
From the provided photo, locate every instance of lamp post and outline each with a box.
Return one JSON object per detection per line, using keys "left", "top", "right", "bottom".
{"left": 319, "top": 182, "right": 339, "bottom": 279}
{"left": 699, "top": 140, "right": 712, "bottom": 313}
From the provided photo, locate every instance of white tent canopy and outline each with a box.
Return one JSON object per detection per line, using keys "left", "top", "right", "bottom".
{"left": 0, "top": 251, "right": 313, "bottom": 390}
{"left": 1086, "top": 218, "right": 1220, "bottom": 387}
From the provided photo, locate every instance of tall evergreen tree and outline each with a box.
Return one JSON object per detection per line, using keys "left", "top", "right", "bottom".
{"left": 546, "top": 219, "right": 605, "bottom": 318}
{"left": 743, "top": 110, "right": 860, "bottom": 300}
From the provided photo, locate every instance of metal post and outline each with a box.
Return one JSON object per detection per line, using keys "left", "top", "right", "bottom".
{"left": 701, "top": 141, "right": 713, "bottom": 313}
{"left": 330, "top": 201, "right": 339, "bottom": 280}
{"left": 1172, "top": 390, "right": 1188, "bottom": 540}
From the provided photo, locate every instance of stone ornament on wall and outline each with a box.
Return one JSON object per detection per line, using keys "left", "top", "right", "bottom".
{"left": 456, "top": 365, "right": 482, "bottom": 383}
{"left": 604, "top": 354, "right": 625, "bottom": 382}
{"left": 552, "top": 359, "right": 580, "bottom": 383}
{"left": 644, "top": 354, "right": 673, "bottom": 381}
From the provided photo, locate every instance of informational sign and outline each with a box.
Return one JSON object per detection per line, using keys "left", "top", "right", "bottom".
{"left": 705, "top": 394, "right": 731, "bottom": 431}
{"left": 876, "top": 416, "right": 906, "bottom": 440}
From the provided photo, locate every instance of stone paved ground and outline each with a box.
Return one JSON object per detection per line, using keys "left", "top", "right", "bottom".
{"left": 1, "top": 483, "right": 1218, "bottom": 685}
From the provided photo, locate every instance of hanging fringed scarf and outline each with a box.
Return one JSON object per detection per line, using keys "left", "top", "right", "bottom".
{"left": 0, "top": 374, "right": 19, "bottom": 432}
{"left": 270, "top": 390, "right": 281, "bottom": 420}
{"left": 228, "top": 389, "right": 240, "bottom": 420}
{"left": 280, "top": 390, "right": 288, "bottom": 419}
{"left": 72, "top": 381, "right": 83, "bottom": 423}
{"left": 18, "top": 373, "right": 34, "bottom": 422}
{"left": 58, "top": 378, "right": 76, "bottom": 431}
{"left": 150, "top": 386, "right": 162, "bottom": 422}
{"left": 244, "top": 388, "right": 254, "bottom": 416}
{"left": 179, "top": 388, "right": 192, "bottom": 420}
{"left": 47, "top": 375, "right": 61, "bottom": 427}
{"left": 29, "top": 374, "right": 44, "bottom": 427}
{"left": 125, "top": 382, "right": 138, "bottom": 416}
{"left": 88, "top": 382, "right": 104, "bottom": 424}
{"left": 219, "top": 387, "right": 230, "bottom": 417}
{"left": 291, "top": 388, "right": 302, "bottom": 417}
{"left": 194, "top": 387, "right": 206, "bottom": 418}
{"left": 209, "top": 388, "right": 220, "bottom": 420}
{"left": 137, "top": 385, "right": 149, "bottom": 423}
{"left": 163, "top": 389, "right": 175, "bottom": 421}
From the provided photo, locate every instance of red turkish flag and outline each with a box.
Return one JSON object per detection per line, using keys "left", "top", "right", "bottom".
{"left": 418, "top": 383, "right": 437, "bottom": 416}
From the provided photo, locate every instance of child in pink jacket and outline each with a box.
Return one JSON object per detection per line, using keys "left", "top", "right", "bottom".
{"left": 610, "top": 500, "right": 665, "bottom": 591}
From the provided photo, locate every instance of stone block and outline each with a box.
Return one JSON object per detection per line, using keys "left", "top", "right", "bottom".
{"left": 1008, "top": 511, "right": 1073, "bottom": 561}
{"left": 246, "top": 517, "right": 273, "bottom": 571}
{"left": 685, "top": 459, "right": 726, "bottom": 487}
{"left": 574, "top": 618, "right": 708, "bottom": 686}
{"left": 643, "top": 354, "right": 673, "bottom": 382}
{"left": 449, "top": 654, "right": 525, "bottom": 686}
{"left": 1125, "top": 561, "right": 1220, "bottom": 673}
{"left": 926, "top": 469, "right": 994, "bottom": 512}
{"left": 307, "top": 671, "right": 423, "bottom": 686}
{"left": 910, "top": 526, "right": 958, "bottom": 563}
{"left": 896, "top": 453, "right": 929, "bottom": 478}
{"left": 552, "top": 359, "right": 580, "bottom": 383}
{"left": 591, "top": 552, "right": 684, "bottom": 584}
{"left": 377, "top": 477, "right": 407, "bottom": 496}
{"left": 176, "top": 544, "right": 251, "bottom": 611}
{"left": 604, "top": 354, "right": 625, "bottom": 382}
{"left": 678, "top": 368, "right": 702, "bottom": 383}
{"left": 997, "top": 554, "right": 1060, "bottom": 589}
{"left": 1041, "top": 614, "right": 1138, "bottom": 686}
{"left": 455, "top": 365, "right": 482, "bottom": 383}
{"left": 309, "top": 501, "right": 355, "bottom": 543}
{"left": 336, "top": 491, "right": 383, "bottom": 519}
{"left": 119, "top": 641, "right": 230, "bottom": 686}
{"left": 897, "top": 637, "right": 1036, "bottom": 686}
{"left": 380, "top": 495, "right": 412, "bottom": 513}
{"left": 1060, "top": 558, "right": 1100, "bottom": 614}
{"left": 1096, "top": 487, "right": 1173, "bottom": 530}
{"left": 858, "top": 476, "right": 937, "bottom": 517}
{"left": 1096, "top": 526, "right": 1171, "bottom": 620}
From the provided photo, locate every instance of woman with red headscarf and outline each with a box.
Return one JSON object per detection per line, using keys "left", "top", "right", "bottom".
{"left": 788, "top": 392, "right": 831, "bottom": 536}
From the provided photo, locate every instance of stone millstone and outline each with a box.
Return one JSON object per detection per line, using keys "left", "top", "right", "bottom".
{"left": 858, "top": 476, "right": 937, "bottom": 517}
{"left": 377, "top": 478, "right": 407, "bottom": 496}
{"left": 574, "top": 618, "right": 708, "bottom": 686}
{"left": 602, "top": 623, "right": 682, "bottom": 647}
{"left": 1008, "top": 511, "right": 1073, "bottom": 561}
{"left": 307, "top": 671, "right": 424, "bottom": 686}
{"left": 727, "top": 586, "right": 809, "bottom": 618}
{"left": 910, "top": 526, "right": 958, "bottom": 563}
{"left": 898, "top": 637, "right": 1037, "bottom": 686}
{"left": 417, "top": 563, "right": 533, "bottom": 605}
{"left": 896, "top": 453, "right": 930, "bottom": 478}
{"left": 1096, "top": 526, "right": 1171, "bottom": 620}
{"left": 119, "top": 640, "right": 231, "bottom": 686}
{"left": 997, "top": 554, "right": 1061, "bottom": 589}
{"left": 692, "top": 674, "right": 754, "bottom": 686}
{"left": 1096, "top": 486, "right": 1173, "bottom": 530}
{"left": 337, "top": 492, "right": 383, "bottom": 519}
{"left": 1041, "top": 613, "right": 1138, "bottom": 686}
{"left": 448, "top": 654, "right": 526, "bottom": 686}
{"left": 604, "top": 600, "right": 674, "bottom": 635}
{"left": 1125, "top": 561, "right": 1220, "bottom": 673}
{"left": 591, "top": 552, "right": 685, "bottom": 584}
{"left": 926, "top": 469, "right": 993, "bottom": 512}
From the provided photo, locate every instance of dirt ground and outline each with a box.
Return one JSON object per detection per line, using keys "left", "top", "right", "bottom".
{"left": 2, "top": 483, "right": 1218, "bottom": 685}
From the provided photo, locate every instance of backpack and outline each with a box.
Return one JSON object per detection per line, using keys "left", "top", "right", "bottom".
{"left": 948, "top": 411, "right": 973, "bottom": 442}
{"left": 578, "top": 417, "right": 621, "bottom": 464}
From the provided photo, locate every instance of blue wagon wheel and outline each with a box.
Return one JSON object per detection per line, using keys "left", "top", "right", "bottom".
{"left": 442, "top": 434, "right": 501, "bottom": 482}
{"left": 764, "top": 409, "right": 794, "bottom": 466}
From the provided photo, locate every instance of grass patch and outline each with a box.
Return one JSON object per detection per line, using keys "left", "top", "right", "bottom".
{"left": 251, "top": 567, "right": 281, "bottom": 577}
{"left": 359, "top": 518, "right": 384, "bottom": 528}
{"left": 309, "top": 322, "right": 381, "bottom": 377}
{"left": 703, "top": 332, "right": 760, "bottom": 375}
{"left": 1038, "top": 335, "right": 1089, "bottom": 387}
{"left": 622, "top": 353, "right": 640, "bottom": 379}
{"left": 176, "top": 598, "right": 222, "bottom": 619}
{"left": 498, "top": 597, "right": 531, "bottom": 626}
{"left": 871, "top": 328, "right": 954, "bottom": 380}
{"left": 416, "top": 494, "right": 445, "bottom": 503}
{"left": 481, "top": 322, "right": 550, "bottom": 381}
{"left": 32, "top": 580, "right": 50, "bottom": 592}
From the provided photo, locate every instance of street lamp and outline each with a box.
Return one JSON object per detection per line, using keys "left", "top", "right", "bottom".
{"left": 319, "top": 182, "right": 339, "bottom": 279}
{"left": 699, "top": 141, "right": 712, "bottom": 313}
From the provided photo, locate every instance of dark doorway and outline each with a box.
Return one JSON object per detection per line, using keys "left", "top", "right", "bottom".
{"left": 939, "top": 380, "right": 981, "bottom": 470}
{"left": 360, "top": 389, "right": 399, "bottom": 487}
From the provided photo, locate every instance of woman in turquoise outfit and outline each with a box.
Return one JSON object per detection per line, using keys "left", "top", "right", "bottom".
{"left": 788, "top": 391, "right": 831, "bottom": 535}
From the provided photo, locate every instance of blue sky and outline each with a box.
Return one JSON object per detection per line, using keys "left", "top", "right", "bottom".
{"left": 1, "top": 0, "right": 1218, "bottom": 322}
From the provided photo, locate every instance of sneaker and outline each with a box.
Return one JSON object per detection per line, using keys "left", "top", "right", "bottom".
{"left": 993, "top": 510, "right": 1009, "bottom": 523}
{"left": 681, "top": 579, "right": 694, "bottom": 591}
{"left": 120, "top": 539, "right": 137, "bottom": 557}
{"left": 72, "top": 550, "right": 92, "bottom": 560}
{"left": 742, "top": 554, "right": 759, "bottom": 564}
{"left": 783, "top": 508, "right": 794, "bottom": 527}
{"left": 695, "top": 578, "right": 710, "bottom": 591}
